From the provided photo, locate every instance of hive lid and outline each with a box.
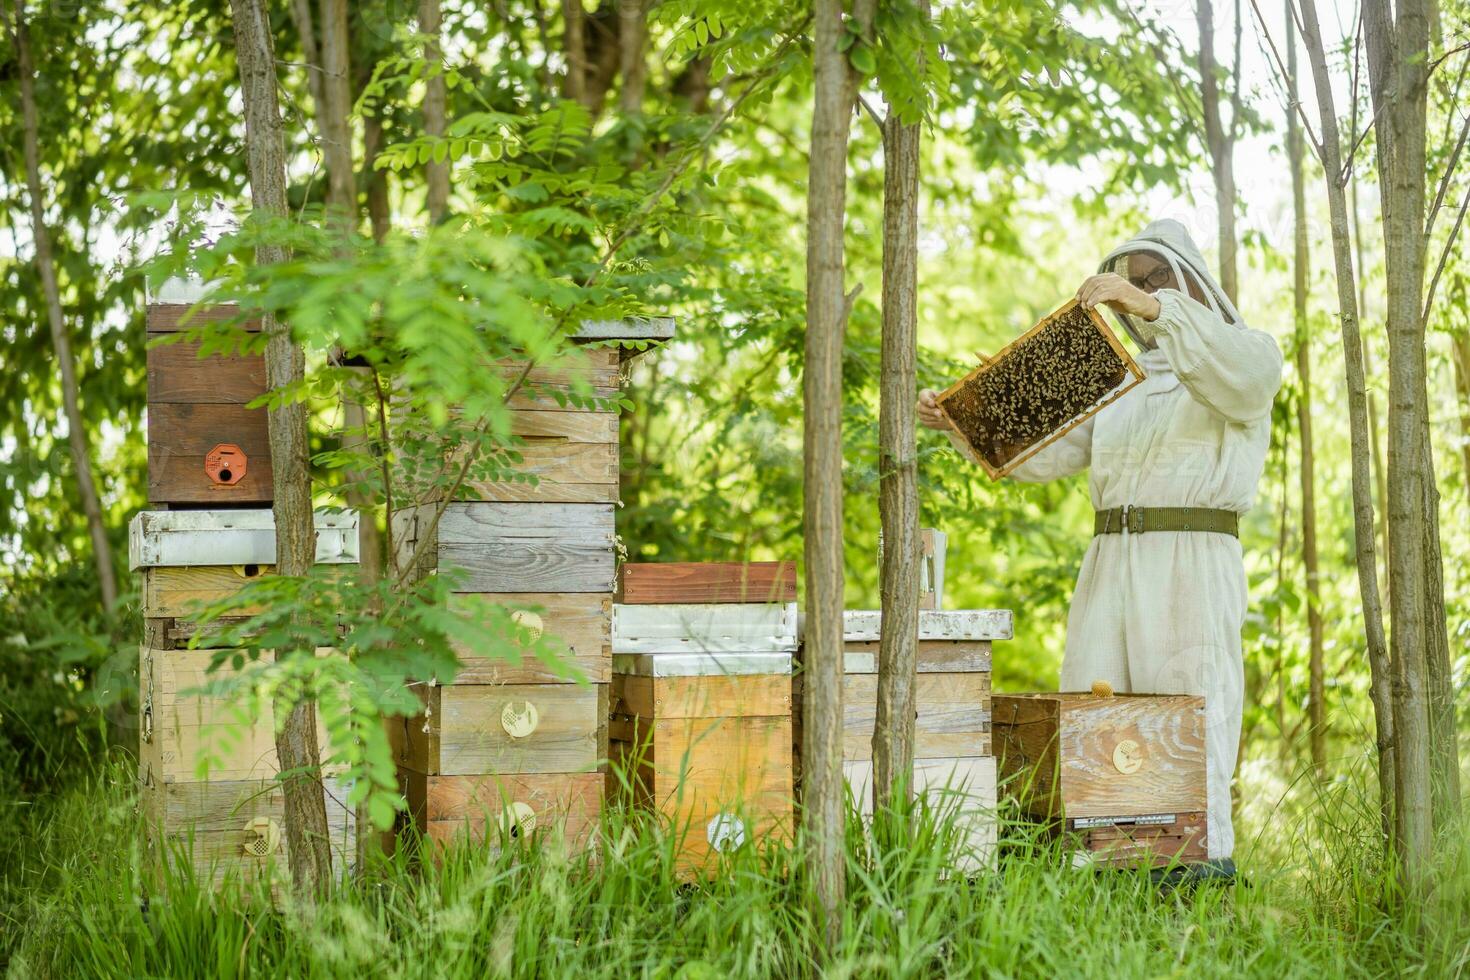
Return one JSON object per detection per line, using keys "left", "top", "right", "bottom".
{"left": 571, "top": 317, "right": 676, "bottom": 342}
{"left": 612, "top": 651, "right": 793, "bottom": 677}
{"left": 817, "top": 609, "right": 1013, "bottom": 643}
{"left": 129, "top": 509, "right": 360, "bottom": 569}
{"left": 611, "top": 602, "right": 799, "bottom": 654}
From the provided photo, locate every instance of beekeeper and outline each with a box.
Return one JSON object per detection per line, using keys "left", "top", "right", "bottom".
{"left": 917, "top": 218, "right": 1282, "bottom": 875}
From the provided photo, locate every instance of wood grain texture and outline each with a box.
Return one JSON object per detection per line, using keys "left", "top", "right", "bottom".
{"left": 1063, "top": 811, "right": 1208, "bottom": 867}
{"left": 446, "top": 592, "right": 611, "bottom": 685}
{"left": 402, "top": 683, "right": 602, "bottom": 775}
{"left": 146, "top": 303, "right": 262, "bottom": 332}
{"left": 617, "top": 674, "right": 791, "bottom": 720}
{"left": 840, "top": 673, "right": 990, "bottom": 761}
{"left": 142, "top": 564, "right": 274, "bottom": 618}
{"left": 463, "top": 440, "right": 618, "bottom": 503}
{"left": 140, "top": 776, "right": 357, "bottom": 888}
{"left": 617, "top": 562, "right": 798, "bottom": 604}
{"left": 645, "top": 715, "right": 793, "bottom": 874}
{"left": 402, "top": 771, "right": 601, "bottom": 849}
{"left": 505, "top": 384, "right": 621, "bottom": 412}
{"left": 147, "top": 339, "right": 266, "bottom": 404}
{"left": 498, "top": 347, "right": 620, "bottom": 387}
{"left": 398, "top": 502, "right": 616, "bottom": 593}
{"left": 845, "top": 756, "right": 997, "bottom": 872}
{"left": 141, "top": 647, "right": 340, "bottom": 784}
{"left": 508, "top": 409, "right": 618, "bottom": 441}
{"left": 993, "top": 693, "right": 1207, "bottom": 820}
{"left": 147, "top": 401, "right": 272, "bottom": 504}
{"left": 611, "top": 602, "right": 799, "bottom": 654}
{"left": 840, "top": 641, "right": 991, "bottom": 674}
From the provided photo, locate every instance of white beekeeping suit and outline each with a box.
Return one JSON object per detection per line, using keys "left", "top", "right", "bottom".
{"left": 949, "top": 219, "right": 1282, "bottom": 861}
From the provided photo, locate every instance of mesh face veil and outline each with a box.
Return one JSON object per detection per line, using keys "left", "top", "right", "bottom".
{"left": 1096, "top": 219, "right": 1244, "bottom": 350}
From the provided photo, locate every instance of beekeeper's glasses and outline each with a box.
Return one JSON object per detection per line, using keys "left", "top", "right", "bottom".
{"left": 1128, "top": 265, "right": 1173, "bottom": 292}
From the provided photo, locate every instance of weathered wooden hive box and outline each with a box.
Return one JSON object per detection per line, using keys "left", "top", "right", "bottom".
{"left": 795, "top": 609, "right": 1010, "bottom": 871}
{"left": 130, "top": 509, "right": 361, "bottom": 884}
{"left": 609, "top": 564, "right": 798, "bottom": 874}
{"left": 146, "top": 294, "right": 272, "bottom": 506}
{"left": 387, "top": 317, "right": 672, "bottom": 851}
{"left": 992, "top": 692, "right": 1208, "bottom": 867}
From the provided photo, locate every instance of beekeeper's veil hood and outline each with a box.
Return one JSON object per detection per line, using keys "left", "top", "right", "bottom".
{"left": 1097, "top": 218, "right": 1244, "bottom": 349}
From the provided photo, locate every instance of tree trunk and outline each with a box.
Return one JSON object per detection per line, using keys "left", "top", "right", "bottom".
{"left": 420, "top": 0, "right": 449, "bottom": 222}
{"left": 364, "top": 114, "right": 391, "bottom": 243}
{"left": 803, "top": 0, "right": 855, "bottom": 948}
{"left": 4, "top": 0, "right": 119, "bottom": 614}
{"left": 616, "top": 0, "right": 645, "bottom": 114}
{"left": 1196, "top": 0, "right": 1239, "bottom": 304}
{"left": 562, "top": 0, "right": 586, "bottom": 105}
{"left": 1286, "top": 17, "right": 1326, "bottom": 777}
{"left": 872, "top": 3, "right": 926, "bottom": 815}
{"left": 1363, "top": 0, "right": 1440, "bottom": 890}
{"left": 1351, "top": 179, "right": 1391, "bottom": 599}
{"left": 1451, "top": 330, "right": 1470, "bottom": 507}
{"left": 313, "top": 0, "right": 385, "bottom": 588}
{"left": 230, "top": 0, "right": 334, "bottom": 894}
{"left": 1298, "top": 0, "right": 1396, "bottom": 850}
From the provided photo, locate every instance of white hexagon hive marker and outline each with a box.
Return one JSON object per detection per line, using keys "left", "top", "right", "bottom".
{"left": 501, "top": 699, "right": 540, "bottom": 738}
{"left": 706, "top": 813, "right": 747, "bottom": 853}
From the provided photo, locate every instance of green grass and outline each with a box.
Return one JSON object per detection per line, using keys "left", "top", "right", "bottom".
{"left": 2, "top": 749, "right": 1467, "bottom": 979}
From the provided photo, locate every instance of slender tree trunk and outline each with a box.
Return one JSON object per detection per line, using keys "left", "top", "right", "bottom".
{"left": 1452, "top": 331, "right": 1470, "bottom": 505}
{"left": 230, "top": 0, "right": 333, "bottom": 894}
{"left": 312, "top": 0, "right": 386, "bottom": 589}
{"left": 872, "top": 3, "right": 926, "bottom": 815}
{"left": 1286, "top": 18, "right": 1326, "bottom": 777}
{"left": 1196, "top": 0, "right": 1240, "bottom": 303}
{"left": 804, "top": 0, "right": 858, "bottom": 947}
{"left": 420, "top": 0, "right": 449, "bottom": 222}
{"left": 4, "top": 0, "right": 119, "bottom": 614}
{"left": 562, "top": 0, "right": 586, "bottom": 105}
{"left": 1273, "top": 430, "right": 1290, "bottom": 762}
{"left": 289, "top": 0, "right": 326, "bottom": 115}
{"left": 1351, "top": 180, "right": 1391, "bottom": 598}
{"left": 364, "top": 114, "right": 391, "bottom": 243}
{"left": 1363, "top": 0, "right": 1440, "bottom": 890}
{"left": 1298, "top": 0, "right": 1396, "bottom": 851}
{"left": 616, "top": 0, "right": 646, "bottom": 114}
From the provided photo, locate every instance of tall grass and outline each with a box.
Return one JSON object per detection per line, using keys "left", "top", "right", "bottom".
{"left": 2, "top": 748, "right": 1467, "bottom": 979}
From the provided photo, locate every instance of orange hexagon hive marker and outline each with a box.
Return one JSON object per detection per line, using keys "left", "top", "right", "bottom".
{"left": 204, "top": 444, "right": 247, "bottom": 487}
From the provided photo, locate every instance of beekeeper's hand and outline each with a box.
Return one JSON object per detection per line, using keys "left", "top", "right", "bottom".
{"left": 917, "top": 389, "right": 953, "bottom": 431}
{"left": 1076, "top": 273, "right": 1162, "bottom": 321}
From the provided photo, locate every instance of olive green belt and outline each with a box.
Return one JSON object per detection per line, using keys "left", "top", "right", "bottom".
{"left": 1094, "top": 506, "right": 1239, "bottom": 537}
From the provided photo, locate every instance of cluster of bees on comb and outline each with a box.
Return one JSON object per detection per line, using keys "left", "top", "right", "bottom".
{"left": 942, "top": 304, "right": 1128, "bottom": 468}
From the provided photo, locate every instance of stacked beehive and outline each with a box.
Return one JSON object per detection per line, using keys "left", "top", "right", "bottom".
{"left": 795, "top": 608, "right": 1011, "bottom": 872}
{"left": 608, "top": 562, "right": 799, "bottom": 874}
{"left": 137, "top": 287, "right": 359, "bottom": 884}
{"left": 992, "top": 692, "right": 1208, "bottom": 867}
{"left": 389, "top": 320, "right": 673, "bottom": 850}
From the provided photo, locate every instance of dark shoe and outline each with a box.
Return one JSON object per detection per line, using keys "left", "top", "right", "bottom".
{"left": 1151, "top": 858, "right": 1240, "bottom": 890}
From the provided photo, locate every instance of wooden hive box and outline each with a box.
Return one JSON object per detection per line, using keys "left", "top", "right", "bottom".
{"left": 138, "top": 646, "right": 357, "bottom": 884}
{"left": 937, "top": 300, "right": 1145, "bottom": 480}
{"left": 130, "top": 509, "right": 359, "bottom": 647}
{"left": 616, "top": 561, "right": 798, "bottom": 605}
{"left": 609, "top": 601, "right": 798, "bottom": 874}
{"left": 794, "top": 609, "right": 1011, "bottom": 871}
{"left": 146, "top": 301, "right": 272, "bottom": 505}
{"left": 992, "top": 692, "right": 1208, "bottom": 867}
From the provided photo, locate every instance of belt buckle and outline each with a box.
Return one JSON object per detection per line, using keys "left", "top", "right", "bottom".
{"left": 1125, "top": 505, "right": 1144, "bottom": 534}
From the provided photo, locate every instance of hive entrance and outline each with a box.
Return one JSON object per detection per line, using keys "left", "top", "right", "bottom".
{"left": 938, "top": 300, "right": 1145, "bottom": 479}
